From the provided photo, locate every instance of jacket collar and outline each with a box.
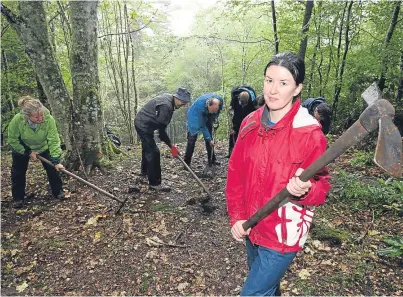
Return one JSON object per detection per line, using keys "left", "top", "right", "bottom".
{"left": 260, "top": 99, "right": 301, "bottom": 130}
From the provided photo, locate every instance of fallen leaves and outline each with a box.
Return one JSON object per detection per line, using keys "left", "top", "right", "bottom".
{"left": 86, "top": 213, "right": 108, "bottom": 225}
{"left": 16, "top": 281, "right": 29, "bottom": 293}
{"left": 298, "top": 268, "right": 311, "bottom": 279}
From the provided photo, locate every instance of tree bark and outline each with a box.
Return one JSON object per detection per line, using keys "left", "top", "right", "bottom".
{"left": 378, "top": 1, "right": 401, "bottom": 91}
{"left": 1, "top": 1, "right": 73, "bottom": 149}
{"left": 333, "top": 1, "right": 353, "bottom": 120}
{"left": 307, "top": 2, "right": 322, "bottom": 97}
{"left": 397, "top": 51, "right": 403, "bottom": 104}
{"left": 298, "top": 0, "right": 314, "bottom": 61}
{"left": 271, "top": 0, "right": 279, "bottom": 54}
{"left": 69, "top": 0, "right": 103, "bottom": 173}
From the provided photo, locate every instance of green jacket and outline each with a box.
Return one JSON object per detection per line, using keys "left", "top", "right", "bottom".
{"left": 7, "top": 109, "right": 62, "bottom": 164}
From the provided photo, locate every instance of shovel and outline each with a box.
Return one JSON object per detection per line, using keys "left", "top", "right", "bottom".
{"left": 203, "top": 126, "right": 217, "bottom": 178}
{"left": 37, "top": 155, "right": 128, "bottom": 214}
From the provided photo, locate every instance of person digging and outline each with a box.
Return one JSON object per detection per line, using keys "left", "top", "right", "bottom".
{"left": 134, "top": 87, "right": 191, "bottom": 192}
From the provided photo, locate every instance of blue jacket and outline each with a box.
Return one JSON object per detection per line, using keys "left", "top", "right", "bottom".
{"left": 187, "top": 93, "right": 224, "bottom": 141}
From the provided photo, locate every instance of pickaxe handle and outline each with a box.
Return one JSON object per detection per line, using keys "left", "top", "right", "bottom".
{"left": 242, "top": 120, "right": 369, "bottom": 231}
{"left": 175, "top": 155, "right": 212, "bottom": 199}
{"left": 36, "top": 155, "right": 128, "bottom": 211}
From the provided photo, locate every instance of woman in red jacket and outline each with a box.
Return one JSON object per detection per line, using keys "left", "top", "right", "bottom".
{"left": 226, "top": 52, "right": 331, "bottom": 296}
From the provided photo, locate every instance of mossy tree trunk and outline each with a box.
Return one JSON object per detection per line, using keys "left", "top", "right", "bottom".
{"left": 1, "top": 1, "right": 73, "bottom": 150}
{"left": 68, "top": 0, "right": 104, "bottom": 174}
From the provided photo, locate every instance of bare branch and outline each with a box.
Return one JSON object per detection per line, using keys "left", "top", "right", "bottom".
{"left": 98, "top": 10, "right": 158, "bottom": 39}
{"left": 183, "top": 35, "right": 273, "bottom": 45}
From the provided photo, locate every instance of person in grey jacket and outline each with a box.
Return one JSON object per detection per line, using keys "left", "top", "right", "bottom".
{"left": 134, "top": 87, "right": 191, "bottom": 192}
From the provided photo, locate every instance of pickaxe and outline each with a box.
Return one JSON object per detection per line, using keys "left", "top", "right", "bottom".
{"left": 242, "top": 82, "right": 402, "bottom": 231}
{"left": 37, "top": 155, "right": 128, "bottom": 214}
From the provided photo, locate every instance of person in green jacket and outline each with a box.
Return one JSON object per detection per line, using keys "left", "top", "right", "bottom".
{"left": 8, "top": 96, "right": 65, "bottom": 208}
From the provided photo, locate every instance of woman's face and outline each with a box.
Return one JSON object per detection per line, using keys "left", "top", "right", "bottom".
{"left": 29, "top": 111, "right": 44, "bottom": 124}
{"left": 263, "top": 65, "right": 302, "bottom": 112}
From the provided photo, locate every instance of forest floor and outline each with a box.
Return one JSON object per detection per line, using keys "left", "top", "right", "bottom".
{"left": 1, "top": 141, "right": 402, "bottom": 296}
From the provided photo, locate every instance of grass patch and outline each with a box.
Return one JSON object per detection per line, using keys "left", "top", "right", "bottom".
{"left": 150, "top": 203, "right": 178, "bottom": 213}
{"left": 349, "top": 150, "right": 373, "bottom": 167}
{"left": 311, "top": 223, "right": 350, "bottom": 245}
{"left": 334, "top": 170, "right": 403, "bottom": 215}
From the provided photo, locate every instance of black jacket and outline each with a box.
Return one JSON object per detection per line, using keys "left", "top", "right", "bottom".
{"left": 134, "top": 93, "right": 175, "bottom": 146}
{"left": 302, "top": 97, "right": 331, "bottom": 134}
{"left": 230, "top": 85, "right": 257, "bottom": 132}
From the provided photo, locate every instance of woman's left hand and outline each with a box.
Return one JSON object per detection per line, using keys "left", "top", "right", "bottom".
{"left": 286, "top": 168, "right": 312, "bottom": 197}
{"left": 55, "top": 164, "right": 65, "bottom": 171}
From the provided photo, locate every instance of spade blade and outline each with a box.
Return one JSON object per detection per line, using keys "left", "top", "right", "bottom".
{"left": 374, "top": 116, "right": 402, "bottom": 177}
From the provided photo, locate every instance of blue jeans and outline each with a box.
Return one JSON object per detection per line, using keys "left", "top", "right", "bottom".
{"left": 240, "top": 238, "right": 297, "bottom": 296}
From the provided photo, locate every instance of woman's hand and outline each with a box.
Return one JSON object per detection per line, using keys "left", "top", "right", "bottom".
{"left": 231, "top": 220, "right": 251, "bottom": 242}
{"left": 54, "top": 164, "right": 65, "bottom": 171}
{"left": 286, "top": 168, "right": 312, "bottom": 197}
{"left": 29, "top": 152, "right": 37, "bottom": 159}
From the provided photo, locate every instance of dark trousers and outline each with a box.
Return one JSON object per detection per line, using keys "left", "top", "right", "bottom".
{"left": 184, "top": 119, "right": 216, "bottom": 166}
{"left": 228, "top": 128, "right": 239, "bottom": 156}
{"left": 11, "top": 150, "right": 63, "bottom": 201}
{"left": 135, "top": 127, "right": 161, "bottom": 186}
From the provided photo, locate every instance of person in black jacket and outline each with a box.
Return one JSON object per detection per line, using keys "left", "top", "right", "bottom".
{"left": 227, "top": 85, "right": 257, "bottom": 157}
{"left": 134, "top": 87, "right": 191, "bottom": 192}
{"left": 301, "top": 97, "right": 332, "bottom": 135}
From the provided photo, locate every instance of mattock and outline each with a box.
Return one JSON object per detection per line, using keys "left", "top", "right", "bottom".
{"left": 37, "top": 155, "right": 128, "bottom": 214}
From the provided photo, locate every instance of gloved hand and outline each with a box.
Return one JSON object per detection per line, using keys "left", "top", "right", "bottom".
{"left": 171, "top": 145, "right": 179, "bottom": 158}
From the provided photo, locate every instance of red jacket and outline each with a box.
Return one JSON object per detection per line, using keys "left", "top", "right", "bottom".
{"left": 226, "top": 100, "right": 331, "bottom": 253}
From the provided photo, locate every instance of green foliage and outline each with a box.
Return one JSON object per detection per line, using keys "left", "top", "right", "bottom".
{"left": 348, "top": 151, "right": 373, "bottom": 167}
{"left": 311, "top": 223, "right": 350, "bottom": 245}
{"left": 336, "top": 170, "right": 403, "bottom": 214}
{"left": 378, "top": 236, "right": 403, "bottom": 257}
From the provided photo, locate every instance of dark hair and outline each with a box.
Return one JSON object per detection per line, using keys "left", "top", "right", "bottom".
{"left": 316, "top": 103, "right": 332, "bottom": 134}
{"left": 256, "top": 93, "right": 265, "bottom": 107}
{"left": 316, "top": 103, "right": 331, "bottom": 121}
{"left": 263, "top": 52, "right": 305, "bottom": 85}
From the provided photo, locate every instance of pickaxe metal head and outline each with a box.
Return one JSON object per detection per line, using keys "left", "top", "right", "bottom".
{"left": 359, "top": 83, "right": 402, "bottom": 177}
{"left": 361, "top": 82, "right": 382, "bottom": 106}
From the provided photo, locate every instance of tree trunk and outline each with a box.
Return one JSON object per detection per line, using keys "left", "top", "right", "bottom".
{"left": 124, "top": 3, "right": 134, "bottom": 144}
{"left": 298, "top": 0, "right": 314, "bottom": 61}
{"left": 1, "top": 1, "right": 73, "bottom": 149}
{"left": 397, "top": 51, "right": 403, "bottom": 104}
{"left": 307, "top": 2, "right": 322, "bottom": 97}
{"left": 333, "top": 1, "right": 353, "bottom": 121}
{"left": 378, "top": 1, "right": 401, "bottom": 91}
{"left": 271, "top": 0, "right": 279, "bottom": 54}
{"left": 35, "top": 75, "right": 50, "bottom": 110}
{"left": 69, "top": 0, "right": 103, "bottom": 173}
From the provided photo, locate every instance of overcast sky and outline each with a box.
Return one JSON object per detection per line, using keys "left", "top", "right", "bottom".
{"left": 163, "top": 0, "right": 218, "bottom": 36}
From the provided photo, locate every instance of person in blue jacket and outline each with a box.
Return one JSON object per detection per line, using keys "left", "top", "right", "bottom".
{"left": 184, "top": 93, "right": 224, "bottom": 167}
{"left": 301, "top": 97, "right": 332, "bottom": 134}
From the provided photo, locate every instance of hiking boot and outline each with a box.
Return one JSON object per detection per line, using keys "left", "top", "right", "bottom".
{"left": 54, "top": 192, "right": 66, "bottom": 200}
{"left": 13, "top": 200, "right": 24, "bottom": 209}
{"left": 149, "top": 184, "right": 171, "bottom": 192}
